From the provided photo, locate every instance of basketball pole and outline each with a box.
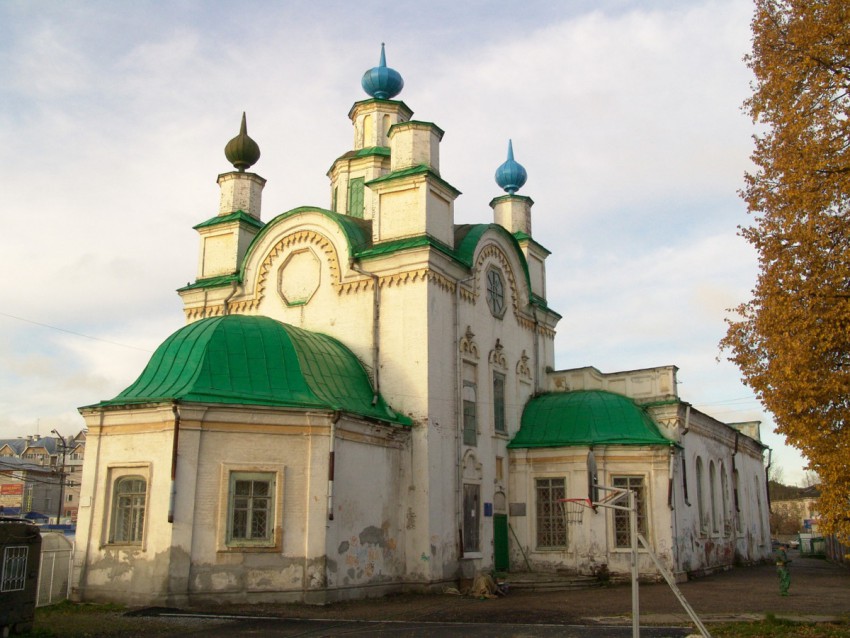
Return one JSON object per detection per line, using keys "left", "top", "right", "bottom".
{"left": 629, "top": 489, "right": 639, "bottom": 638}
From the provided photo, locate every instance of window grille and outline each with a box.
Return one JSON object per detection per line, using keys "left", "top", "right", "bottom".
{"left": 1, "top": 546, "right": 28, "bottom": 592}
{"left": 613, "top": 476, "right": 647, "bottom": 548}
{"left": 110, "top": 476, "right": 146, "bottom": 544}
{"left": 535, "top": 477, "right": 566, "bottom": 548}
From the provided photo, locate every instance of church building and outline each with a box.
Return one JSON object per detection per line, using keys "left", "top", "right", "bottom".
{"left": 72, "top": 47, "right": 772, "bottom": 606}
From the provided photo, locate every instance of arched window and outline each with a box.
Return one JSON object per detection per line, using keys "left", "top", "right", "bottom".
{"left": 709, "top": 461, "right": 718, "bottom": 534}
{"left": 110, "top": 476, "right": 146, "bottom": 544}
{"left": 755, "top": 476, "right": 766, "bottom": 545}
{"left": 695, "top": 457, "right": 706, "bottom": 534}
{"left": 733, "top": 469, "right": 742, "bottom": 532}
{"left": 720, "top": 462, "right": 729, "bottom": 535}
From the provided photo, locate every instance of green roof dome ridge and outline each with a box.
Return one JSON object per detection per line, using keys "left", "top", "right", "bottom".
{"left": 508, "top": 389, "right": 671, "bottom": 449}
{"left": 93, "top": 315, "right": 410, "bottom": 425}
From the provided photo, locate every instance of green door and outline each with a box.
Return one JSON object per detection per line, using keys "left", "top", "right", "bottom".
{"left": 494, "top": 514, "right": 509, "bottom": 571}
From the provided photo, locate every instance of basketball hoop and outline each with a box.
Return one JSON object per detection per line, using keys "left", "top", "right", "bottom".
{"left": 558, "top": 498, "right": 593, "bottom": 525}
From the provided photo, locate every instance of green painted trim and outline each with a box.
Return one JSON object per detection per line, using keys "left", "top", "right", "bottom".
{"left": 490, "top": 194, "right": 534, "bottom": 207}
{"left": 178, "top": 274, "right": 239, "bottom": 292}
{"left": 365, "top": 164, "right": 461, "bottom": 197}
{"left": 455, "top": 224, "right": 533, "bottom": 295}
{"left": 327, "top": 147, "right": 391, "bottom": 174}
{"left": 356, "top": 146, "right": 390, "bottom": 158}
{"left": 193, "top": 210, "right": 264, "bottom": 231}
{"left": 513, "top": 231, "right": 552, "bottom": 256}
{"left": 355, "top": 234, "right": 458, "bottom": 262}
{"left": 348, "top": 98, "right": 413, "bottom": 120}
{"left": 240, "top": 206, "right": 372, "bottom": 273}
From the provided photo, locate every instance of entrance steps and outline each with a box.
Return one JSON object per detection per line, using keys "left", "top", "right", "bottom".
{"left": 497, "top": 571, "right": 605, "bottom": 592}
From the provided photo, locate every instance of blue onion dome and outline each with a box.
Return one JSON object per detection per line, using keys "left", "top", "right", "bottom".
{"left": 495, "top": 139, "right": 528, "bottom": 194}
{"left": 224, "top": 112, "right": 261, "bottom": 172}
{"left": 361, "top": 43, "right": 404, "bottom": 100}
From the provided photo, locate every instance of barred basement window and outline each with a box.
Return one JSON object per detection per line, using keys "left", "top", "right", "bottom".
{"left": 228, "top": 472, "right": 275, "bottom": 546}
{"left": 535, "top": 477, "right": 566, "bottom": 548}
{"left": 110, "top": 476, "right": 146, "bottom": 544}
{"left": 613, "top": 476, "right": 647, "bottom": 548}
{"left": 1, "top": 546, "right": 27, "bottom": 592}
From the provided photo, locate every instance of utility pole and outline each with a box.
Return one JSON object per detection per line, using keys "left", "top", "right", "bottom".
{"left": 51, "top": 430, "right": 67, "bottom": 525}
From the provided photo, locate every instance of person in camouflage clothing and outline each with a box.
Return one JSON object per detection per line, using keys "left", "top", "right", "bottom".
{"left": 775, "top": 542, "right": 792, "bottom": 596}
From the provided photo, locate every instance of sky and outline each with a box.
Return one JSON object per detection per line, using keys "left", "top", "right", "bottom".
{"left": 0, "top": 0, "right": 810, "bottom": 484}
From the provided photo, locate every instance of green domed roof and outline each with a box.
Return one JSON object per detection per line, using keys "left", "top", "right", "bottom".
{"left": 95, "top": 315, "right": 410, "bottom": 425}
{"left": 508, "top": 390, "right": 670, "bottom": 449}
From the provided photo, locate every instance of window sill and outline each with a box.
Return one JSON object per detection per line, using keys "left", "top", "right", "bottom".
{"left": 219, "top": 544, "right": 280, "bottom": 553}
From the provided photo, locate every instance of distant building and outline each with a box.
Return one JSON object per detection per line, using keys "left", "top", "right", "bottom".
{"left": 0, "top": 432, "right": 85, "bottom": 522}
{"left": 73, "top": 47, "right": 772, "bottom": 607}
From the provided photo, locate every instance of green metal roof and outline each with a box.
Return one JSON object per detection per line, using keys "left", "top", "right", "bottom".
{"left": 91, "top": 315, "right": 410, "bottom": 426}
{"left": 193, "top": 210, "right": 264, "bottom": 231}
{"left": 365, "top": 164, "right": 461, "bottom": 197}
{"left": 508, "top": 390, "right": 671, "bottom": 449}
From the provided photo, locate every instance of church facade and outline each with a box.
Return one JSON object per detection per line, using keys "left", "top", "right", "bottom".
{"left": 72, "top": 47, "right": 772, "bottom": 606}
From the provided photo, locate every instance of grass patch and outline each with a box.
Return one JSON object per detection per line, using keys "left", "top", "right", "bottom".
{"left": 30, "top": 601, "right": 193, "bottom": 637}
{"left": 711, "top": 615, "right": 850, "bottom": 637}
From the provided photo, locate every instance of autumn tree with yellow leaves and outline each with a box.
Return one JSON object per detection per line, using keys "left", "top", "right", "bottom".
{"left": 722, "top": 0, "right": 850, "bottom": 539}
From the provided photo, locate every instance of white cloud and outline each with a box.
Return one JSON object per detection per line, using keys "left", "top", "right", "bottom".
{"left": 0, "top": 0, "right": 809, "bottom": 483}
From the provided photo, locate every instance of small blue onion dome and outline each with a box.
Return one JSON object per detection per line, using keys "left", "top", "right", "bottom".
{"left": 361, "top": 43, "right": 404, "bottom": 100}
{"left": 495, "top": 139, "right": 527, "bottom": 194}
{"left": 225, "top": 112, "right": 260, "bottom": 172}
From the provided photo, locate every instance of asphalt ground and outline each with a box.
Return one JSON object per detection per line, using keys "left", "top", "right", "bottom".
{"left": 119, "top": 551, "right": 849, "bottom": 637}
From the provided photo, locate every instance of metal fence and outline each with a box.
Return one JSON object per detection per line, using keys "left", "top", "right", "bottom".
{"left": 36, "top": 533, "right": 73, "bottom": 607}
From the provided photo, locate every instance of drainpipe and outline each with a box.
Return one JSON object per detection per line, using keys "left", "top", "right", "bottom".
{"left": 168, "top": 403, "right": 180, "bottom": 524}
{"left": 765, "top": 447, "right": 772, "bottom": 512}
{"left": 531, "top": 306, "right": 540, "bottom": 393}
{"left": 667, "top": 446, "right": 676, "bottom": 509}
{"left": 222, "top": 281, "right": 239, "bottom": 316}
{"left": 350, "top": 260, "right": 380, "bottom": 404}
{"left": 327, "top": 411, "right": 341, "bottom": 521}
{"left": 455, "top": 271, "right": 475, "bottom": 558}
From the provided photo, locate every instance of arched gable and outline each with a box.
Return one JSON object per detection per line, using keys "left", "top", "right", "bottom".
{"left": 230, "top": 207, "right": 372, "bottom": 314}
{"left": 455, "top": 223, "right": 533, "bottom": 318}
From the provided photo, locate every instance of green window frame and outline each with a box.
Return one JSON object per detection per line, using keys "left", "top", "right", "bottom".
{"left": 493, "top": 372, "right": 506, "bottom": 433}
{"left": 347, "top": 177, "right": 365, "bottom": 219}
{"left": 227, "top": 472, "right": 275, "bottom": 547}
{"left": 110, "top": 476, "right": 146, "bottom": 544}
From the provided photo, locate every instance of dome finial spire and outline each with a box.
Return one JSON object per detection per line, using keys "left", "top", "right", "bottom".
{"left": 224, "top": 111, "right": 261, "bottom": 172}
{"left": 495, "top": 139, "right": 528, "bottom": 194}
{"left": 361, "top": 44, "right": 404, "bottom": 100}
